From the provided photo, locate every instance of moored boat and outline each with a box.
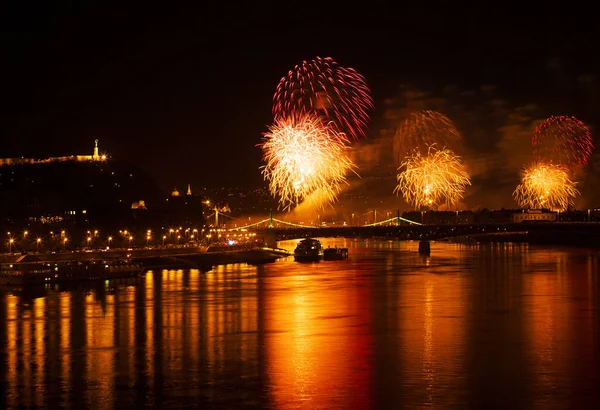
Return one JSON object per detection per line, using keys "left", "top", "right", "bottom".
{"left": 323, "top": 247, "right": 349, "bottom": 260}
{"left": 0, "top": 259, "right": 144, "bottom": 286}
{"left": 294, "top": 238, "right": 324, "bottom": 262}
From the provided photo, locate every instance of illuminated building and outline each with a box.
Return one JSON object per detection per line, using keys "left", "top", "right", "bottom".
{"left": 0, "top": 139, "right": 107, "bottom": 167}
{"left": 165, "top": 184, "right": 205, "bottom": 226}
{"left": 512, "top": 209, "right": 557, "bottom": 223}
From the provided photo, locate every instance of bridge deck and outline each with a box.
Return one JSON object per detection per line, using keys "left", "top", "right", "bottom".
{"left": 251, "top": 222, "right": 600, "bottom": 246}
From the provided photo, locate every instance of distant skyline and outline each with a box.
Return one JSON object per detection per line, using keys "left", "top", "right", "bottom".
{"left": 2, "top": 2, "right": 599, "bottom": 207}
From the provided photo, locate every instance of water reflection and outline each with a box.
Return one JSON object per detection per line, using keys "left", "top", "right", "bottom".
{"left": 1, "top": 241, "right": 599, "bottom": 409}
{"left": 263, "top": 253, "right": 374, "bottom": 408}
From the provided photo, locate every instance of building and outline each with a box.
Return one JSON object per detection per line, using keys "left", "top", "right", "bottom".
{"left": 512, "top": 209, "right": 557, "bottom": 223}
{"left": 0, "top": 139, "right": 107, "bottom": 167}
{"left": 164, "top": 184, "right": 205, "bottom": 226}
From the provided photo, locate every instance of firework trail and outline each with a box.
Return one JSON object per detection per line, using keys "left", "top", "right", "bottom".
{"left": 532, "top": 115, "right": 593, "bottom": 173}
{"left": 395, "top": 146, "right": 470, "bottom": 209}
{"left": 513, "top": 162, "right": 579, "bottom": 211}
{"left": 260, "top": 114, "right": 355, "bottom": 211}
{"left": 273, "top": 56, "right": 374, "bottom": 140}
{"left": 393, "top": 110, "right": 462, "bottom": 164}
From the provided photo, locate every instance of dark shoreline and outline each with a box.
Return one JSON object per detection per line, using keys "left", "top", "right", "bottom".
{"left": 448, "top": 231, "right": 600, "bottom": 248}
{"left": 0, "top": 247, "right": 292, "bottom": 286}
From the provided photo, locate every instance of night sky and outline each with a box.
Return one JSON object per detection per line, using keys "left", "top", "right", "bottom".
{"left": 2, "top": 2, "right": 599, "bottom": 205}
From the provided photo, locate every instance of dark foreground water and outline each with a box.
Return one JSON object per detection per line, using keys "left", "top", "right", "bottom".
{"left": 1, "top": 239, "right": 599, "bottom": 409}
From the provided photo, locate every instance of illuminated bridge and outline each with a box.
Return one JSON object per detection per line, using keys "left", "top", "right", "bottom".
{"left": 228, "top": 215, "right": 600, "bottom": 245}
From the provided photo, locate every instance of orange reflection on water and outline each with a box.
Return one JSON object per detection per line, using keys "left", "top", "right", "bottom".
{"left": 86, "top": 292, "right": 114, "bottom": 405}
{"left": 60, "top": 292, "right": 71, "bottom": 405}
{"left": 398, "top": 246, "right": 467, "bottom": 408}
{"left": 264, "top": 261, "right": 373, "bottom": 409}
{"left": 523, "top": 248, "right": 599, "bottom": 409}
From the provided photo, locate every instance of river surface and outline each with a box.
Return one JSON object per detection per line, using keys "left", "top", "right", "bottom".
{"left": 1, "top": 239, "right": 599, "bottom": 409}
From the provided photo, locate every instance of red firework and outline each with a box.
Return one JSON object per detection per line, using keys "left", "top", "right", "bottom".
{"left": 272, "top": 56, "right": 374, "bottom": 140}
{"left": 393, "top": 110, "right": 462, "bottom": 164}
{"left": 532, "top": 115, "right": 593, "bottom": 172}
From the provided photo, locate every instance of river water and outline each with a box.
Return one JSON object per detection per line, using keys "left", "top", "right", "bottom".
{"left": 1, "top": 239, "right": 599, "bottom": 409}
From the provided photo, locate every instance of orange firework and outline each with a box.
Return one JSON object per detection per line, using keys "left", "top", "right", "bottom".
{"left": 259, "top": 114, "right": 355, "bottom": 210}
{"left": 513, "top": 163, "right": 579, "bottom": 211}
{"left": 395, "top": 146, "right": 470, "bottom": 209}
{"left": 394, "top": 110, "right": 462, "bottom": 165}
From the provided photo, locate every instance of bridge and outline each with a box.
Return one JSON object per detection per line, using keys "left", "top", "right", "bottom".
{"left": 228, "top": 211, "right": 422, "bottom": 230}
{"left": 227, "top": 214, "right": 600, "bottom": 245}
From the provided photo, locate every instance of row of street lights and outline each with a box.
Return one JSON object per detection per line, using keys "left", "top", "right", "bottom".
{"left": 5, "top": 227, "right": 205, "bottom": 254}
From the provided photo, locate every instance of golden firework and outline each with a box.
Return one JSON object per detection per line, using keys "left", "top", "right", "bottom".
{"left": 395, "top": 146, "right": 470, "bottom": 209}
{"left": 260, "top": 114, "right": 355, "bottom": 210}
{"left": 394, "top": 110, "right": 462, "bottom": 165}
{"left": 513, "top": 163, "right": 578, "bottom": 211}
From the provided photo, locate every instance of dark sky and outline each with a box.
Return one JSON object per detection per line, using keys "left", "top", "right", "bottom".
{"left": 1, "top": 1, "right": 598, "bottom": 194}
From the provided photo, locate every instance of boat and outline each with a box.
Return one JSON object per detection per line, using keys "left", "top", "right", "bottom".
{"left": 0, "top": 259, "right": 144, "bottom": 286}
{"left": 294, "top": 238, "right": 324, "bottom": 262}
{"left": 323, "top": 246, "right": 349, "bottom": 260}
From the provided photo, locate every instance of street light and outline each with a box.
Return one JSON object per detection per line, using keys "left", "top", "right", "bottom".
{"left": 87, "top": 237, "right": 92, "bottom": 247}
{"left": 146, "top": 235, "right": 151, "bottom": 247}
{"left": 36, "top": 238, "right": 41, "bottom": 252}
{"left": 23, "top": 230, "right": 28, "bottom": 238}
{"left": 128, "top": 236, "right": 133, "bottom": 247}
{"left": 9, "top": 238, "right": 14, "bottom": 253}
{"left": 62, "top": 237, "right": 68, "bottom": 251}
{"left": 162, "top": 235, "right": 166, "bottom": 246}
{"left": 177, "top": 235, "right": 181, "bottom": 245}
{"left": 108, "top": 236, "right": 113, "bottom": 248}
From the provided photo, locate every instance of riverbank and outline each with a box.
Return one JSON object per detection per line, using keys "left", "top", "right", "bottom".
{"left": 2, "top": 246, "right": 291, "bottom": 266}
{"left": 448, "top": 231, "right": 600, "bottom": 247}
{"left": 1, "top": 247, "right": 292, "bottom": 286}
{"left": 135, "top": 247, "right": 291, "bottom": 270}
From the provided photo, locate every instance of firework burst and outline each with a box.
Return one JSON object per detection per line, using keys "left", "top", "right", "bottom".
{"left": 513, "top": 163, "right": 579, "bottom": 211}
{"left": 395, "top": 146, "right": 470, "bottom": 209}
{"left": 532, "top": 115, "right": 593, "bottom": 172}
{"left": 393, "top": 110, "right": 462, "bottom": 165}
{"left": 273, "top": 56, "right": 373, "bottom": 140}
{"left": 260, "top": 114, "right": 355, "bottom": 210}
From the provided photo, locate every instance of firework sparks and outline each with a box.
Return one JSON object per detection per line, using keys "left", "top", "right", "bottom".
{"left": 513, "top": 163, "right": 579, "bottom": 211}
{"left": 260, "top": 114, "right": 355, "bottom": 210}
{"left": 395, "top": 146, "right": 470, "bottom": 209}
{"left": 393, "top": 110, "right": 462, "bottom": 164}
{"left": 273, "top": 56, "right": 374, "bottom": 140}
{"left": 532, "top": 115, "right": 593, "bottom": 172}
